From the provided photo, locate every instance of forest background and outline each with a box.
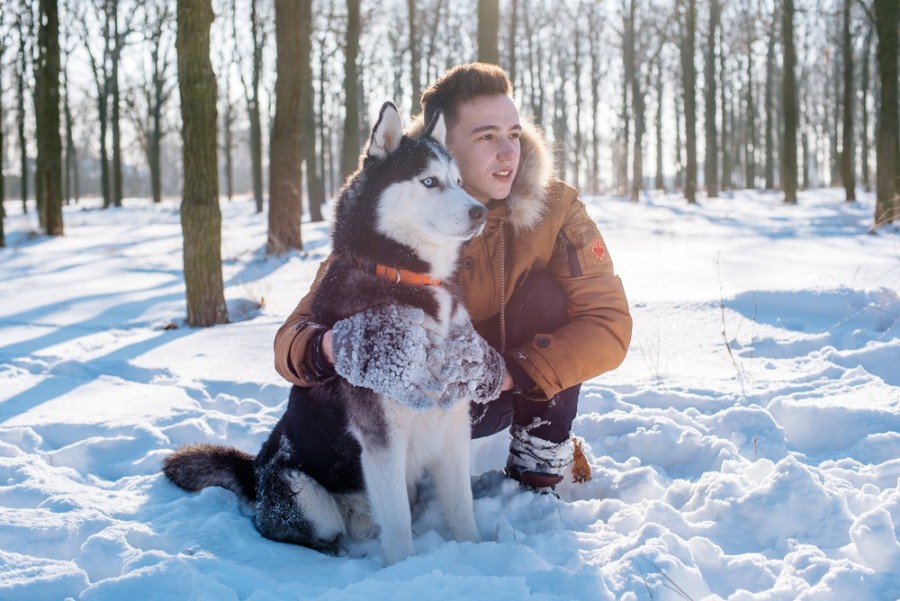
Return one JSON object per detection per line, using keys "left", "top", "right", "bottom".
{"left": 0, "top": 0, "right": 898, "bottom": 324}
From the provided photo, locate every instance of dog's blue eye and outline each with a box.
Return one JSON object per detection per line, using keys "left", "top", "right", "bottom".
{"left": 421, "top": 177, "right": 437, "bottom": 188}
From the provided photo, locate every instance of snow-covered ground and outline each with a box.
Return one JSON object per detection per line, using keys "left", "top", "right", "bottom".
{"left": 0, "top": 188, "right": 897, "bottom": 600}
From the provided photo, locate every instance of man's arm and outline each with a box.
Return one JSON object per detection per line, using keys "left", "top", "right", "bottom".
{"left": 506, "top": 190, "right": 633, "bottom": 399}
{"left": 273, "top": 257, "right": 334, "bottom": 387}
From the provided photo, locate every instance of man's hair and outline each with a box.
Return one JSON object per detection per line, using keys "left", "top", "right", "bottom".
{"left": 420, "top": 63, "right": 513, "bottom": 130}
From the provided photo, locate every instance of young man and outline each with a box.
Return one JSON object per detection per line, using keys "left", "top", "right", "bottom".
{"left": 273, "top": 63, "right": 632, "bottom": 490}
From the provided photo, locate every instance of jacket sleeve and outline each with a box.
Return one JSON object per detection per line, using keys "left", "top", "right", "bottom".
{"left": 273, "top": 256, "right": 333, "bottom": 387}
{"left": 507, "top": 190, "right": 633, "bottom": 399}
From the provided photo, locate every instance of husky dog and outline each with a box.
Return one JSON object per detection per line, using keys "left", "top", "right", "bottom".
{"left": 164, "top": 102, "right": 491, "bottom": 564}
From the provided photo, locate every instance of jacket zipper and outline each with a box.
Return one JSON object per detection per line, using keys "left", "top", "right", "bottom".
{"left": 499, "top": 219, "right": 506, "bottom": 352}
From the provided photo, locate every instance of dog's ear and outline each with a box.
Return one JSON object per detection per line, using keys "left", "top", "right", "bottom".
{"left": 367, "top": 102, "right": 403, "bottom": 159}
{"left": 424, "top": 110, "right": 447, "bottom": 147}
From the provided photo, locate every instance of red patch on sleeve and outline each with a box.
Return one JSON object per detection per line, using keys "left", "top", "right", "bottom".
{"left": 591, "top": 238, "right": 606, "bottom": 261}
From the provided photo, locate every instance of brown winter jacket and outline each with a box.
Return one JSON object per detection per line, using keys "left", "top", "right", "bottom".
{"left": 273, "top": 120, "right": 632, "bottom": 400}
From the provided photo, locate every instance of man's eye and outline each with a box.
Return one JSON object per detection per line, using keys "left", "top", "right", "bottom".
{"left": 421, "top": 177, "right": 437, "bottom": 188}
{"left": 457, "top": 178, "right": 462, "bottom": 186}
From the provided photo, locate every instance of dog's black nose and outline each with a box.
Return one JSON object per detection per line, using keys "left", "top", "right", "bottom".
{"left": 469, "top": 205, "right": 487, "bottom": 222}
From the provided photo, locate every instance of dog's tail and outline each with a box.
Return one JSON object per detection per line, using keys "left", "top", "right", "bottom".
{"left": 162, "top": 443, "right": 257, "bottom": 503}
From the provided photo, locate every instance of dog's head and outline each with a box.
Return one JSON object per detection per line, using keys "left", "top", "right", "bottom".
{"left": 333, "top": 102, "right": 487, "bottom": 278}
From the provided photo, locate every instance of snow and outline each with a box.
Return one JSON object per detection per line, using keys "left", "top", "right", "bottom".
{"left": 1, "top": 188, "right": 898, "bottom": 600}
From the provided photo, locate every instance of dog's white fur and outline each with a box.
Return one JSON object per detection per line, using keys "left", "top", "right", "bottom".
{"left": 360, "top": 108, "right": 482, "bottom": 563}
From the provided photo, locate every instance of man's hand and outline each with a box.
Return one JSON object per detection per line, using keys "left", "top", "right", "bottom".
{"left": 330, "top": 306, "right": 445, "bottom": 410}
{"left": 435, "top": 322, "right": 505, "bottom": 408}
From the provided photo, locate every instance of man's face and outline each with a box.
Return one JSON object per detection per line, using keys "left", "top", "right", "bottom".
{"left": 445, "top": 94, "right": 521, "bottom": 205}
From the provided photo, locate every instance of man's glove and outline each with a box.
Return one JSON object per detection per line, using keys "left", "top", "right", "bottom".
{"left": 435, "top": 322, "right": 505, "bottom": 408}
{"left": 331, "top": 306, "right": 444, "bottom": 410}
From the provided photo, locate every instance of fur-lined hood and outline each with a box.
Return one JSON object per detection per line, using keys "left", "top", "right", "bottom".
{"left": 407, "top": 114, "right": 554, "bottom": 233}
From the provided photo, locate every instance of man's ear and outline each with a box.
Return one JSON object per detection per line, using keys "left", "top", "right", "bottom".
{"left": 367, "top": 101, "right": 403, "bottom": 159}
{"left": 424, "top": 110, "right": 447, "bottom": 147}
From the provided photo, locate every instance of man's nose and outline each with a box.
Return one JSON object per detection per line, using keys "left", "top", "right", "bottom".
{"left": 497, "top": 138, "right": 517, "bottom": 161}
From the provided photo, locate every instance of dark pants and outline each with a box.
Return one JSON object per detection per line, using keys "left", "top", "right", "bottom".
{"left": 470, "top": 270, "right": 580, "bottom": 445}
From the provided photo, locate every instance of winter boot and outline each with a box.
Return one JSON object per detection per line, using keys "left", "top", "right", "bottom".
{"left": 504, "top": 426, "right": 574, "bottom": 491}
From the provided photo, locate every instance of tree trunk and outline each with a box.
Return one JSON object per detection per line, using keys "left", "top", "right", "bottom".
{"left": 267, "top": 0, "right": 307, "bottom": 255}
{"left": 782, "top": 0, "right": 799, "bottom": 204}
{"left": 840, "top": 0, "right": 856, "bottom": 202}
{"left": 111, "top": 0, "right": 123, "bottom": 207}
{"left": 873, "top": 0, "right": 898, "bottom": 224}
{"left": 1, "top": 38, "right": 5, "bottom": 247}
{"left": 407, "top": 0, "right": 421, "bottom": 116}
{"left": 307, "top": 16, "right": 324, "bottom": 224}
{"left": 574, "top": 24, "right": 583, "bottom": 192}
{"left": 35, "top": 0, "right": 64, "bottom": 236}
{"left": 17, "top": 7, "right": 30, "bottom": 212}
{"left": 241, "top": 0, "right": 265, "bottom": 213}
{"left": 680, "top": 0, "right": 697, "bottom": 203}
{"left": 704, "top": 0, "right": 719, "bottom": 197}
{"left": 507, "top": 0, "right": 518, "bottom": 87}
{"left": 340, "top": 0, "right": 361, "bottom": 182}
{"left": 830, "top": 46, "right": 841, "bottom": 186}
{"left": 477, "top": 0, "right": 500, "bottom": 65}
{"left": 63, "top": 49, "right": 78, "bottom": 204}
{"left": 523, "top": 3, "right": 543, "bottom": 126}
{"left": 655, "top": 56, "right": 665, "bottom": 191}
{"left": 744, "top": 54, "right": 755, "bottom": 189}
{"left": 89, "top": 5, "right": 113, "bottom": 209}
{"left": 148, "top": 7, "right": 172, "bottom": 206}
{"left": 590, "top": 4, "right": 601, "bottom": 193}
{"left": 223, "top": 60, "right": 236, "bottom": 201}
{"left": 764, "top": 19, "right": 775, "bottom": 190}
{"left": 719, "top": 25, "right": 730, "bottom": 191}
{"left": 674, "top": 86, "right": 683, "bottom": 190}
{"left": 860, "top": 24, "right": 873, "bottom": 193}
{"left": 622, "top": 1, "right": 633, "bottom": 194}
{"left": 177, "top": 0, "right": 227, "bottom": 327}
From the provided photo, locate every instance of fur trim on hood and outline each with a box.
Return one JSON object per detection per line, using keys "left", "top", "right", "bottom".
{"left": 407, "top": 114, "right": 555, "bottom": 232}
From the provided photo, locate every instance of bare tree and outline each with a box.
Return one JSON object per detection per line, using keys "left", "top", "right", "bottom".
{"left": 177, "top": 0, "right": 228, "bottom": 326}
{"left": 588, "top": 1, "right": 604, "bottom": 194}
{"left": 744, "top": 49, "right": 755, "bottom": 189}
{"left": 678, "top": 0, "right": 697, "bottom": 203}
{"left": 218, "top": 30, "right": 238, "bottom": 202}
{"left": 234, "top": 0, "right": 267, "bottom": 213}
{"left": 109, "top": 0, "right": 132, "bottom": 208}
{"left": 506, "top": 0, "right": 518, "bottom": 87}
{"left": 127, "top": 0, "right": 175, "bottom": 205}
{"left": 860, "top": 23, "right": 873, "bottom": 193}
{"left": 61, "top": 6, "right": 79, "bottom": 205}
{"left": 267, "top": 0, "right": 309, "bottom": 255}
{"left": 873, "top": 0, "right": 898, "bottom": 224}
{"left": 79, "top": 1, "right": 117, "bottom": 208}
{"left": 340, "top": 0, "right": 361, "bottom": 182}
{"left": 764, "top": 12, "right": 776, "bottom": 190}
{"left": 307, "top": 1, "right": 326, "bottom": 223}
{"left": 1, "top": 16, "right": 6, "bottom": 247}
{"left": 704, "top": 0, "right": 720, "bottom": 197}
{"left": 522, "top": 1, "right": 545, "bottom": 127}
{"left": 407, "top": 0, "right": 422, "bottom": 116}
{"left": 781, "top": 0, "right": 798, "bottom": 204}
{"left": 840, "top": 0, "right": 855, "bottom": 202}
{"left": 719, "top": 17, "right": 730, "bottom": 190}
{"left": 477, "top": 0, "right": 500, "bottom": 65}
{"left": 654, "top": 50, "right": 665, "bottom": 191}
{"left": 35, "top": 0, "right": 63, "bottom": 235}
{"left": 15, "top": 3, "right": 33, "bottom": 213}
